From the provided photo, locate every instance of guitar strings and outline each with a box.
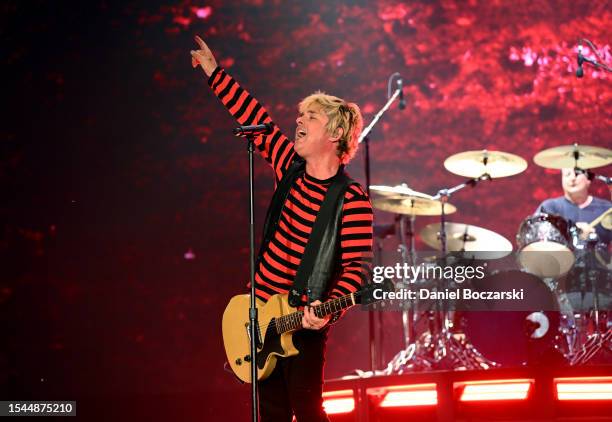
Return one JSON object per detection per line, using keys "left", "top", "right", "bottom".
{"left": 259, "top": 295, "right": 355, "bottom": 333}
{"left": 253, "top": 292, "right": 361, "bottom": 334}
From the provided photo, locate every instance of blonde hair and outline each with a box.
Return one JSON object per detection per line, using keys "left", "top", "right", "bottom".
{"left": 299, "top": 92, "right": 363, "bottom": 164}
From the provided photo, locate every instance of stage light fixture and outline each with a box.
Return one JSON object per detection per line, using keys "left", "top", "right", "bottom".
{"left": 458, "top": 379, "right": 532, "bottom": 401}
{"left": 368, "top": 383, "right": 438, "bottom": 407}
{"left": 322, "top": 389, "right": 355, "bottom": 414}
{"left": 555, "top": 377, "right": 612, "bottom": 401}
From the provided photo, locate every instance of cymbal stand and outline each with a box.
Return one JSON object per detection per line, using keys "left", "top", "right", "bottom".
{"left": 413, "top": 173, "right": 498, "bottom": 370}
{"left": 384, "top": 211, "right": 423, "bottom": 373}
{"left": 568, "top": 242, "right": 612, "bottom": 365}
{"left": 385, "top": 175, "right": 497, "bottom": 373}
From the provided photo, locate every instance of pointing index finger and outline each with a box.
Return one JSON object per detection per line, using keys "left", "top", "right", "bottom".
{"left": 194, "top": 35, "right": 206, "bottom": 49}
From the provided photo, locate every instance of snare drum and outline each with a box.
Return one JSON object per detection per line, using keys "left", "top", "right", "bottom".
{"left": 516, "top": 213, "right": 575, "bottom": 278}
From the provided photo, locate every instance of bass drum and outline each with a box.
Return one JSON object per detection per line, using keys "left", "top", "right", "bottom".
{"left": 516, "top": 213, "right": 575, "bottom": 278}
{"left": 458, "top": 270, "right": 561, "bottom": 367}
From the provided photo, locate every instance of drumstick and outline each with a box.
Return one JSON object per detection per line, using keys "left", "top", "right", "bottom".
{"left": 588, "top": 207, "right": 612, "bottom": 230}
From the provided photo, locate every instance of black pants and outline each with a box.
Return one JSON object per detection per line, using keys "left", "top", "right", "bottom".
{"left": 259, "top": 329, "right": 330, "bottom": 422}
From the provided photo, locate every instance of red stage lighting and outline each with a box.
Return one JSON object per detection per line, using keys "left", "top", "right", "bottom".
{"left": 368, "top": 383, "right": 438, "bottom": 407}
{"left": 458, "top": 379, "right": 533, "bottom": 401}
{"left": 322, "top": 389, "right": 355, "bottom": 415}
{"left": 555, "top": 377, "right": 612, "bottom": 401}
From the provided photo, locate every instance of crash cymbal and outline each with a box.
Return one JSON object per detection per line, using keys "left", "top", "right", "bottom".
{"left": 420, "top": 222, "right": 513, "bottom": 258}
{"left": 372, "top": 196, "right": 457, "bottom": 216}
{"left": 444, "top": 150, "right": 528, "bottom": 178}
{"left": 370, "top": 184, "right": 432, "bottom": 200}
{"left": 533, "top": 143, "right": 612, "bottom": 170}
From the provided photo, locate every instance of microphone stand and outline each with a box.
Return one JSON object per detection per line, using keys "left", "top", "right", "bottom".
{"left": 577, "top": 38, "right": 612, "bottom": 77}
{"left": 359, "top": 74, "right": 403, "bottom": 371}
{"left": 246, "top": 134, "right": 259, "bottom": 422}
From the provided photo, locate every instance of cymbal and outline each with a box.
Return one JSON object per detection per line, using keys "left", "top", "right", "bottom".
{"left": 372, "top": 196, "right": 457, "bottom": 216}
{"left": 370, "top": 184, "right": 456, "bottom": 216}
{"left": 370, "top": 184, "right": 432, "bottom": 199}
{"left": 602, "top": 211, "right": 612, "bottom": 230}
{"left": 533, "top": 143, "right": 612, "bottom": 169}
{"left": 444, "top": 150, "right": 528, "bottom": 178}
{"left": 420, "top": 222, "right": 513, "bottom": 258}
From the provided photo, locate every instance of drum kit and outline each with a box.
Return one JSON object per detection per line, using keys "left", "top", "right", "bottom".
{"left": 369, "top": 143, "right": 612, "bottom": 372}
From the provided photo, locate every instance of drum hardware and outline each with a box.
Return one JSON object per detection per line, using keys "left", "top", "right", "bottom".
{"left": 516, "top": 213, "right": 575, "bottom": 279}
{"left": 369, "top": 144, "right": 609, "bottom": 372}
{"left": 408, "top": 170, "right": 512, "bottom": 370}
{"left": 371, "top": 185, "right": 425, "bottom": 372}
{"left": 417, "top": 149, "right": 527, "bottom": 369}
{"left": 391, "top": 172, "right": 510, "bottom": 371}
{"left": 376, "top": 149, "right": 532, "bottom": 372}
{"left": 564, "top": 245, "right": 612, "bottom": 365}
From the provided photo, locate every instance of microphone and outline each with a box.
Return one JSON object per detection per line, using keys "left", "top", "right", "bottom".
{"left": 233, "top": 122, "right": 274, "bottom": 137}
{"left": 397, "top": 78, "right": 406, "bottom": 110}
{"left": 576, "top": 44, "right": 584, "bottom": 78}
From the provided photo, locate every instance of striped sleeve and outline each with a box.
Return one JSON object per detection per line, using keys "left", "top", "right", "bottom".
{"left": 207, "top": 67, "right": 295, "bottom": 181}
{"left": 328, "top": 183, "right": 373, "bottom": 301}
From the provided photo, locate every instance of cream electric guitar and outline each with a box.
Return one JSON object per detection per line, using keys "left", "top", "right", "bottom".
{"left": 222, "top": 285, "right": 380, "bottom": 383}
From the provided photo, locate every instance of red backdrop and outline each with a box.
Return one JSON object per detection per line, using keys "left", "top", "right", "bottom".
{"left": 2, "top": 0, "right": 610, "bottom": 419}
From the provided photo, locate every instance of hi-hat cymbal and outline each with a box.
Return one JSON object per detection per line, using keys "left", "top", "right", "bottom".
{"left": 444, "top": 150, "right": 528, "bottom": 178}
{"left": 372, "top": 196, "right": 457, "bottom": 216}
{"left": 420, "top": 222, "right": 513, "bottom": 258}
{"left": 533, "top": 143, "right": 612, "bottom": 169}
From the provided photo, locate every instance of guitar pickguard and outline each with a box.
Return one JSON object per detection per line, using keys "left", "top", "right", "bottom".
{"left": 257, "top": 318, "right": 284, "bottom": 370}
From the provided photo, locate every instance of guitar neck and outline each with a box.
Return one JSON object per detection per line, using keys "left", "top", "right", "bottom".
{"left": 276, "top": 293, "right": 357, "bottom": 334}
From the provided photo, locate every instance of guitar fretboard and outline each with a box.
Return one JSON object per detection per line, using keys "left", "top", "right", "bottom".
{"left": 275, "top": 293, "right": 356, "bottom": 334}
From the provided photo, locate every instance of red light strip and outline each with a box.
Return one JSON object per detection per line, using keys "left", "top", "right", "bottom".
{"left": 459, "top": 379, "right": 532, "bottom": 401}
{"left": 367, "top": 383, "right": 437, "bottom": 407}
{"left": 322, "top": 390, "right": 355, "bottom": 414}
{"left": 555, "top": 377, "right": 612, "bottom": 401}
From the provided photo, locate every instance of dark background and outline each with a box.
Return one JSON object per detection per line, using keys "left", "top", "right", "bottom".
{"left": 1, "top": 0, "right": 610, "bottom": 419}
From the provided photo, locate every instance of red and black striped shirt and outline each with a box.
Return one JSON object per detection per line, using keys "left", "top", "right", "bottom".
{"left": 208, "top": 67, "right": 373, "bottom": 303}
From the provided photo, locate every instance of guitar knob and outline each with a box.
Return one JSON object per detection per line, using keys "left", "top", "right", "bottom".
{"left": 235, "top": 358, "right": 242, "bottom": 366}
{"left": 244, "top": 355, "right": 251, "bottom": 362}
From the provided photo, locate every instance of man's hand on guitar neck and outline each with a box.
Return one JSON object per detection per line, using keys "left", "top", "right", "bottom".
{"left": 302, "top": 300, "right": 330, "bottom": 330}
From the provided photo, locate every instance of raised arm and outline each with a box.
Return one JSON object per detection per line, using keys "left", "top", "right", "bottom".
{"left": 191, "top": 36, "right": 295, "bottom": 181}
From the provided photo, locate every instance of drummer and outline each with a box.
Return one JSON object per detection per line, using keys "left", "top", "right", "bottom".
{"left": 535, "top": 168, "right": 611, "bottom": 246}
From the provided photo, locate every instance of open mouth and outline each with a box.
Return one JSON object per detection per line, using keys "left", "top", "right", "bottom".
{"left": 296, "top": 128, "right": 307, "bottom": 140}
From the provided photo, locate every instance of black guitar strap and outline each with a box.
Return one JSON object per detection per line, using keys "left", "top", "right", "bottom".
{"left": 288, "top": 168, "right": 350, "bottom": 307}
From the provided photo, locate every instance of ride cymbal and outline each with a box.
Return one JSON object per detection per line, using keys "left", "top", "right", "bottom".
{"left": 444, "top": 150, "right": 528, "bottom": 178}
{"left": 533, "top": 143, "right": 612, "bottom": 170}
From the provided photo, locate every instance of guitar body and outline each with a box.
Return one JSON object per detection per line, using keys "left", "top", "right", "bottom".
{"left": 222, "top": 294, "right": 299, "bottom": 383}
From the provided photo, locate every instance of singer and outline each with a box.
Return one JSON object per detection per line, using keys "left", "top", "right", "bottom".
{"left": 191, "top": 35, "right": 373, "bottom": 421}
